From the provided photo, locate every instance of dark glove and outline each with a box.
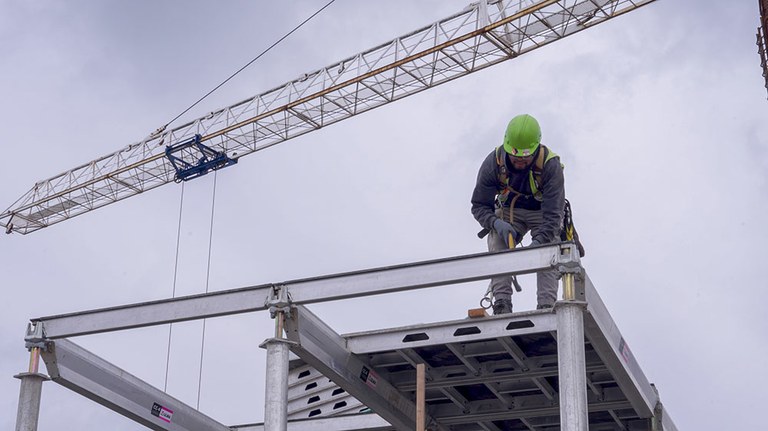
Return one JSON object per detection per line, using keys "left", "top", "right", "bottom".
{"left": 530, "top": 238, "right": 541, "bottom": 246}
{"left": 493, "top": 218, "right": 517, "bottom": 248}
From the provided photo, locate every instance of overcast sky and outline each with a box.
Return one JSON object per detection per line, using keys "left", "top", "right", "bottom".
{"left": 1, "top": 0, "right": 767, "bottom": 429}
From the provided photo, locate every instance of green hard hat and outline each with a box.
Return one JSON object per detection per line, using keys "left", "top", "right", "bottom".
{"left": 503, "top": 114, "right": 541, "bottom": 156}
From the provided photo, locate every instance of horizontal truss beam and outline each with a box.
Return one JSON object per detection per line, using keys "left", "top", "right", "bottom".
{"left": 582, "top": 273, "right": 657, "bottom": 419}
{"left": 30, "top": 244, "right": 580, "bottom": 339}
{"left": 344, "top": 311, "right": 556, "bottom": 354}
{"left": 231, "top": 413, "right": 391, "bottom": 431}
{"left": 284, "top": 305, "right": 441, "bottom": 431}
{"left": 40, "top": 338, "right": 230, "bottom": 431}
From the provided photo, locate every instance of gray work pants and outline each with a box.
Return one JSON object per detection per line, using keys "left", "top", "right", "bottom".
{"left": 487, "top": 207, "right": 559, "bottom": 307}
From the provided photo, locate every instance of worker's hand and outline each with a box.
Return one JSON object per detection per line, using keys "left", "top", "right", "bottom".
{"left": 530, "top": 239, "right": 541, "bottom": 246}
{"left": 493, "top": 218, "right": 517, "bottom": 247}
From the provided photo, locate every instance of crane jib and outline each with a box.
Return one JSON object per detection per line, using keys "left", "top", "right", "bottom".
{"left": 164, "top": 134, "right": 238, "bottom": 182}
{"left": 0, "top": 0, "right": 660, "bottom": 235}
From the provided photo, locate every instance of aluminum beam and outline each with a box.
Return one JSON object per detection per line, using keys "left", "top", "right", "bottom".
{"left": 345, "top": 310, "right": 557, "bottom": 354}
{"left": 40, "top": 339, "right": 230, "bottom": 431}
{"left": 389, "top": 355, "right": 607, "bottom": 393}
{"left": 428, "top": 393, "right": 633, "bottom": 425}
{"left": 397, "top": 349, "right": 470, "bottom": 413}
{"left": 283, "top": 305, "right": 443, "bottom": 431}
{"left": 582, "top": 272, "right": 678, "bottom": 430}
{"left": 32, "top": 244, "right": 579, "bottom": 339}
{"left": 582, "top": 273, "right": 655, "bottom": 417}
{"left": 232, "top": 413, "right": 392, "bottom": 431}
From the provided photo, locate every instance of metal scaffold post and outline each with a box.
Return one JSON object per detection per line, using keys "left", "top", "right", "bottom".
{"left": 14, "top": 345, "right": 49, "bottom": 431}
{"left": 260, "top": 285, "right": 294, "bottom": 431}
{"left": 555, "top": 271, "right": 588, "bottom": 431}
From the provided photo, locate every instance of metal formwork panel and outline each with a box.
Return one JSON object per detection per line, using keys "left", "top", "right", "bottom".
{"left": 287, "top": 362, "right": 365, "bottom": 419}
{"left": 249, "top": 283, "right": 675, "bottom": 431}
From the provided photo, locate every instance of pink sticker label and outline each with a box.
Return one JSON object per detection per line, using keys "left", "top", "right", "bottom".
{"left": 152, "top": 403, "right": 174, "bottom": 423}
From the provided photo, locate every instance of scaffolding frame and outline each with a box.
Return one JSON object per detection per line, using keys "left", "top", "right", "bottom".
{"left": 14, "top": 243, "right": 677, "bottom": 430}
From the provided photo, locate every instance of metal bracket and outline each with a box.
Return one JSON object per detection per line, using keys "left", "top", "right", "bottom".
{"left": 554, "top": 242, "right": 583, "bottom": 277}
{"left": 265, "top": 283, "right": 292, "bottom": 319}
{"left": 24, "top": 322, "right": 47, "bottom": 351}
{"left": 555, "top": 243, "right": 585, "bottom": 301}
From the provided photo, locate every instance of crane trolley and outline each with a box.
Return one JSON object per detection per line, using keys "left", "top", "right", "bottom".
{"left": 165, "top": 135, "right": 237, "bottom": 182}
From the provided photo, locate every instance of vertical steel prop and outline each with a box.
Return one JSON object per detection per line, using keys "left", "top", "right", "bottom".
{"left": 14, "top": 347, "right": 49, "bottom": 431}
{"left": 261, "top": 285, "right": 293, "bottom": 431}
{"left": 555, "top": 272, "right": 588, "bottom": 431}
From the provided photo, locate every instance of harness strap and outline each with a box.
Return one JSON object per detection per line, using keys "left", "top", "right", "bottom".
{"left": 496, "top": 145, "right": 557, "bottom": 205}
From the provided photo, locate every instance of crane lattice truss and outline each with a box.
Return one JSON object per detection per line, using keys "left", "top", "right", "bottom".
{"left": 1, "top": 0, "right": 655, "bottom": 235}
{"left": 759, "top": 0, "right": 768, "bottom": 95}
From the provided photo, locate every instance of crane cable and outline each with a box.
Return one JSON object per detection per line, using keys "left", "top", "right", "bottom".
{"left": 164, "top": 181, "right": 186, "bottom": 393}
{"left": 163, "top": 0, "right": 338, "bottom": 131}
{"left": 196, "top": 170, "right": 218, "bottom": 409}
{"left": 161, "top": 0, "right": 338, "bottom": 405}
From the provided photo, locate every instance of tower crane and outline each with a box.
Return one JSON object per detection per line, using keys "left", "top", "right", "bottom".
{"left": 1, "top": 0, "right": 656, "bottom": 235}
{"left": 758, "top": 0, "right": 768, "bottom": 95}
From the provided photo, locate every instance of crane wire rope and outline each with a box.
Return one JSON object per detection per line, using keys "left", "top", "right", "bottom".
{"left": 163, "top": 181, "right": 186, "bottom": 392}
{"left": 162, "top": 0, "right": 337, "bottom": 131}
{"left": 161, "top": 0, "right": 337, "bottom": 404}
{"left": 196, "top": 170, "right": 218, "bottom": 409}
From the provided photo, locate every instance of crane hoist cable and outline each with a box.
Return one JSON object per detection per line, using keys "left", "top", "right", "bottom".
{"left": 161, "top": 0, "right": 337, "bottom": 399}
{"left": 164, "top": 181, "right": 185, "bottom": 392}
{"left": 163, "top": 0, "right": 336, "bottom": 183}
{"left": 197, "top": 170, "right": 219, "bottom": 409}
{"left": 164, "top": 0, "right": 337, "bottom": 134}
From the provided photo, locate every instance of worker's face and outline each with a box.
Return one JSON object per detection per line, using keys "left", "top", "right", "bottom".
{"left": 508, "top": 153, "right": 534, "bottom": 170}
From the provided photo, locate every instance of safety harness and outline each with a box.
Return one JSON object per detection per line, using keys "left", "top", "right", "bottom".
{"left": 493, "top": 144, "right": 585, "bottom": 257}
{"left": 478, "top": 145, "right": 584, "bottom": 310}
{"left": 495, "top": 144, "right": 558, "bottom": 206}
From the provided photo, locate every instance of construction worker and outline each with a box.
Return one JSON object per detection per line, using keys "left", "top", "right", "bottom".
{"left": 471, "top": 114, "right": 565, "bottom": 315}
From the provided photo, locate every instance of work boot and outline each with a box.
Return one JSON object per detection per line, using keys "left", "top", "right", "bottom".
{"left": 492, "top": 298, "right": 513, "bottom": 315}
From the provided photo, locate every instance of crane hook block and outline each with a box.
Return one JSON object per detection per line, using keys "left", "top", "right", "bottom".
{"left": 165, "top": 134, "right": 237, "bottom": 182}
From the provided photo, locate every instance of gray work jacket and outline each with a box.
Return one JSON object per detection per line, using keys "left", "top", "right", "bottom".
{"left": 470, "top": 147, "right": 566, "bottom": 244}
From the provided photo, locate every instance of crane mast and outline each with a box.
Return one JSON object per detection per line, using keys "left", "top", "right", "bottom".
{"left": 1, "top": 0, "right": 655, "bottom": 235}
